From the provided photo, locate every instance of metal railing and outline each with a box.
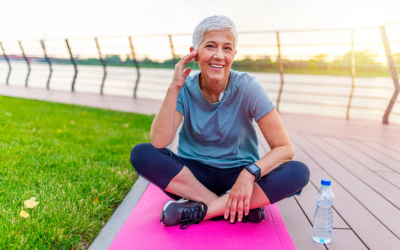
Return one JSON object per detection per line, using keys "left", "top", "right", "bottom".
{"left": 0, "top": 20, "right": 400, "bottom": 124}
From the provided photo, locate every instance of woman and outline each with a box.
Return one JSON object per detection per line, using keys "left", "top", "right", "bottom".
{"left": 130, "top": 15, "right": 310, "bottom": 229}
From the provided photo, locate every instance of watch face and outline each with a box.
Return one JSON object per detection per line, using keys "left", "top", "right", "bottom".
{"left": 248, "top": 164, "right": 259, "bottom": 173}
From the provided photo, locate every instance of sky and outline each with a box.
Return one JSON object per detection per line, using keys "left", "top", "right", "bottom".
{"left": 1, "top": 0, "right": 400, "bottom": 61}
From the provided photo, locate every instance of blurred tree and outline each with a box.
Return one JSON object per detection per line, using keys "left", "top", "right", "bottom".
{"left": 314, "top": 54, "right": 328, "bottom": 62}
{"left": 124, "top": 54, "right": 133, "bottom": 64}
{"left": 341, "top": 50, "right": 381, "bottom": 65}
{"left": 105, "top": 55, "right": 122, "bottom": 64}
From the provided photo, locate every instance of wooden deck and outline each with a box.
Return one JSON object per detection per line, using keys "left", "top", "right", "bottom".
{"left": 170, "top": 113, "right": 400, "bottom": 250}
{"left": 268, "top": 114, "right": 400, "bottom": 250}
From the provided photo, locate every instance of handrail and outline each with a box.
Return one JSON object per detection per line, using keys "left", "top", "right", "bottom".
{"left": 347, "top": 29, "right": 355, "bottom": 119}
{"left": 0, "top": 42, "right": 11, "bottom": 84}
{"left": 95, "top": 38, "right": 107, "bottom": 95}
{"left": 1, "top": 21, "right": 399, "bottom": 124}
{"left": 276, "top": 31, "right": 284, "bottom": 112}
{"left": 19, "top": 41, "right": 30, "bottom": 87}
{"left": 380, "top": 26, "right": 400, "bottom": 124}
{"left": 128, "top": 36, "right": 141, "bottom": 98}
{"left": 40, "top": 40, "right": 52, "bottom": 89}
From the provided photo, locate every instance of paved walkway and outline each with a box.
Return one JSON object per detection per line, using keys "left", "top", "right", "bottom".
{"left": 3, "top": 84, "right": 400, "bottom": 249}
{"left": 0, "top": 85, "right": 162, "bottom": 115}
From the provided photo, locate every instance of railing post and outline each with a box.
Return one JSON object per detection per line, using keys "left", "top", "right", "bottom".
{"left": 19, "top": 41, "right": 30, "bottom": 87}
{"left": 276, "top": 31, "right": 284, "bottom": 112}
{"left": 65, "top": 39, "right": 78, "bottom": 92}
{"left": 41, "top": 40, "right": 52, "bottom": 89}
{"left": 347, "top": 29, "right": 355, "bottom": 119}
{"left": 380, "top": 26, "right": 400, "bottom": 124}
{"left": 0, "top": 42, "right": 11, "bottom": 85}
{"left": 128, "top": 37, "right": 141, "bottom": 98}
{"left": 95, "top": 38, "right": 107, "bottom": 95}
{"left": 168, "top": 35, "right": 176, "bottom": 66}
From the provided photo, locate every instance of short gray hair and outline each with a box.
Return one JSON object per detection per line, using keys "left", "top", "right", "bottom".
{"left": 192, "top": 15, "right": 238, "bottom": 50}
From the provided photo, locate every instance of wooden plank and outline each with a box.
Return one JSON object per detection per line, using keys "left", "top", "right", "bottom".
{"left": 280, "top": 113, "right": 400, "bottom": 134}
{"left": 291, "top": 138, "right": 323, "bottom": 171}
{"left": 321, "top": 138, "right": 391, "bottom": 172}
{"left": 297, "top": 134, "right": 400, "bottom": 238}
{"left": 277, "top": 197, "right": 327, "bottom": 250}
{"left": 281, "top": 114, "right": 400, "bottom": 141}
{"left": 327, "top": 229, "right": 368, "bottom": 250}
{"left": 290, "top": 133, "right": 400, "bottom": 249}
{"left": 294, "top": 181, "right": 349, "bottom": 229}
{"left": 385, "top": 144, "right": 400, "bottom": 154}
{"left": 342, "top": 140, "right": 400, "bottom": 173}
{"left": 310, "top": 169, "right": 398, "bottom": 250}
{"left": 305, "top": 132, "right": 400, "bottom": 148}
{"left": 375, "top": 171, "right": 400, "bottom": 189}
{"left": 281, "top": 131, "right": 368, "bottom": 249}
{"left": 316, "top": 137, "right": 400, "bottom": 209}
{"left": 362, "top": 141, "right": 400, "bottom": 164}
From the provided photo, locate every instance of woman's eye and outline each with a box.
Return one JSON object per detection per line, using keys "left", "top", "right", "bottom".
{"left": 225, "top": 47, "right": 232, "bottom": 50}
{"left": 206, "top": 45, "right": 215, "bottom": 48}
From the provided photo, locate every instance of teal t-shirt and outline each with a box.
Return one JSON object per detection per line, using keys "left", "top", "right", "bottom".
{"left": 176, "top": 69, "right": 276, "bottom": 169}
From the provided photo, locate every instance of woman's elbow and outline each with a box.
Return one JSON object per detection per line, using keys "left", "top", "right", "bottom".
{"left": 150, "top": 134, "right": 171, "bottom": 149}
{"left": 150, "top": 137, "right": 165, "bottom": 149}
{"left": 287, "top": 144, "right": 295, "bottom": 161}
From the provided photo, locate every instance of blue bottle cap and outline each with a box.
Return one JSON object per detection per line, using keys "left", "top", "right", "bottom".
{"left": 321, "top": 179, "right": 331, "bottom": 186}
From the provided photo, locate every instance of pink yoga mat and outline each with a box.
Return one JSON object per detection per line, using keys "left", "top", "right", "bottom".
{"left": 109, "top": 184, "right": 296, "bottom": 250}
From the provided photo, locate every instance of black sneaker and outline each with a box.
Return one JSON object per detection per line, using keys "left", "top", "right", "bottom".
{"left": 211, "top": 206, "right": 266, "bottom": 224}
{"left": 160, "top": 199, "right": 208, "bottom": 229}
{"left": 243, "top": 206, "right": 266, "bottom": 223}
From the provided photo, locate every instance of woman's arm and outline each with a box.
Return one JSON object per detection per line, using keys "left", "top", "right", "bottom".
{"left": 150, "top": 93, "right": 183, "bottom": 148}
{"left": 150, "top": 51, "right": 197, "bottom": 148}
{"left": 254, "top": 108, "right": 294, "bottom": 176}
{"left": 224, "top": 108, "right": 293, "bottom": 222}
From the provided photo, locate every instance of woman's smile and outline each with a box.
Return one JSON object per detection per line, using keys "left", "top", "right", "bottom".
{"left": 209, "top": 63, "right": 225, "bottom": 71}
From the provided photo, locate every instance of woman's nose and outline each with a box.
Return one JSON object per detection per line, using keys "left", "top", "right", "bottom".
{"left": 214, "top": 48, "right": 224, "bottom": 60}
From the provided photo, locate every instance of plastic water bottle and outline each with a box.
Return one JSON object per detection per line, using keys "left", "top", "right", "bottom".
{"left": 312, "top": 179, "right": 334, "bottom": 244}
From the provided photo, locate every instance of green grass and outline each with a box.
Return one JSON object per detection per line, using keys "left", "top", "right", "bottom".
{"left": 0, "top": 96, "right": 154, "bottom": 249}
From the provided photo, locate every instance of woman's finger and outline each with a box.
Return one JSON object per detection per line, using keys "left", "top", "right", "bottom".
{"left": 180, "top": 51, "right": 197, "bottom": 66}
{"left": 182, "top": 67, "right": 192, "bottom": 78}
{"left": 224, "top": 197, "right": 233, "bottom": 220}
{"left": 237, "top": 199, "right": 244, "bottom": 222}
{"left": 244, "top": 195, "right": 251, "bottom": 216}
{"left": 230, "top": 199, "right": 238, "bottom": 223}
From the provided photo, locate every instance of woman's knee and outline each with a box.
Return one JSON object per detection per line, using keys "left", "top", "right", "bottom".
{"left": 130, "top": 143, "right": 157, "bottom": 173}
{"left": 287, "top": 160, "right": 310, "bottom": 190}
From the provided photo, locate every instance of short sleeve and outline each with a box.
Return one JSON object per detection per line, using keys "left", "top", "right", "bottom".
{"left": 176, "top": 88, "right": 184, "bottom": 115}
{"left": 244, "top": 77, "right": 276, "bottom": 122}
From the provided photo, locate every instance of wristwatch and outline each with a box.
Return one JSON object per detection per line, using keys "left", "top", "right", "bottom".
{"left": 245, "top": 163, "right": 261, "bottom": 182}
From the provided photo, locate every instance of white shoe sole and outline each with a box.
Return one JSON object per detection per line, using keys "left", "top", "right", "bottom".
{"left": 160, "top": 198, "right": 188, "bottom": 225}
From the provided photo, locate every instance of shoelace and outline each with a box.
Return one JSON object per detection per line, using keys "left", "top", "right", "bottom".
{"left": 180, "top": 202, "right": 208, "bottom": 229}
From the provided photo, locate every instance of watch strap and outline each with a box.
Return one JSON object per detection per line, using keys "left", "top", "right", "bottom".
{"left": 245, "top": 163, "right": 261, "bottom": 182}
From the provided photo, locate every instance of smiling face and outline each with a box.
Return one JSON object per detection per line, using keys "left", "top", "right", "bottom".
{"left": 191, "top": 30, "right": 237, "bottom": 85}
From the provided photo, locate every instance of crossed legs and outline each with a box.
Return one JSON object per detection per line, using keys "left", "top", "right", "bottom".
{"left": 165, "top": 166, "right": 271, "bottom": 220}
{"left": 130, "top": 143, "right": 309, "bottom": 222}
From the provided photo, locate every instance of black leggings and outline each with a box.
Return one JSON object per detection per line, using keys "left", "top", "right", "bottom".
{"left": 130, "top": 143, "right": 310, "bottom": 204}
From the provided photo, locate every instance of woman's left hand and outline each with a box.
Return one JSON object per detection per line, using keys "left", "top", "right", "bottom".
{"left": 224, "top": 169, "right": 255, "bottom": 223}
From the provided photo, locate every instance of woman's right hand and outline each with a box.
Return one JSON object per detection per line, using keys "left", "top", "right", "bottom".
{"left": 171, "top": 51, "right": 198, "bottom": 89}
